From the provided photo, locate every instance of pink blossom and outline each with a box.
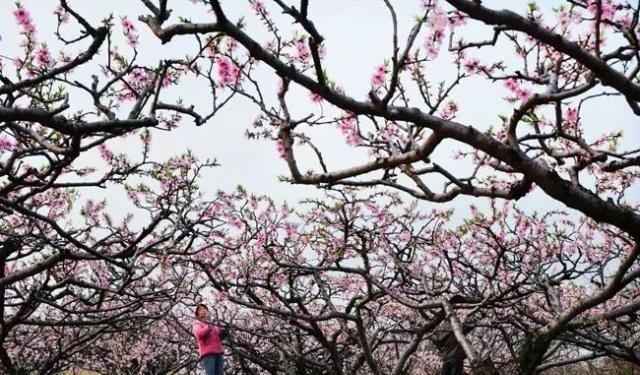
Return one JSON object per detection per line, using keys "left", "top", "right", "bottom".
{"left": 558, "top": 7, "right": 583, "bottom": 30}
{"left": 0, "top": 136, "right": 15, "bottom": 151}
{"left": 283, "top": 223, "right": 297, "bottom": 238}
{"left": 215, "top": 56, "right": 241, "bottom": 86}
{"left": 126, "top": 33, "right": 139, "bottom": 48}
{"left": 399, "top": 230, "right": 411, "bottom": 243}
{"left": 98, "top": 143, "right": 115, "bottom": 162}
{"left": 255, "top": 230, "right": 267, "bottom": 248}
{"left": 337, "top": 115, "right": 360, "bottom": 147}
{"left": 265, "top": 40, "right": 276, "bottom": 52}
{"left": 129, "top": 69, "right": 149, "bottom": 87}
{"left": 558, "top": 10, "right": 571, "bottom": 28}
{"left": 424, "top": 29, "right": 445, "bottom": 59}
{"left": 503, "top": 78, "right": 532, "bottom": 102}
{"left": 122, "top": 17, "right": 136, "bottom": 33}
{"left": 204, "top": 37, "right": 218, "bottom": 57}
{"left": 275, "top": 139, "right": 286, "bottom": 159}
{"left": 13, "top": 58, "right": 24, "bottom": 70}
{"left": 618, "top": 16, "right": 633, "bottom": 28}
{"left": 81, "top": 199, "right": 104, "bottom": 224}
{"left": 427, "top": 6, "right": 448, "bottom": 31}
{"left": 13, "top": 7, "right": 36, "bottom": 34}
{"left": 250, "top": 0, "right": 266, "bottom": 12}
{"left": 293, "top": 38, "right": 310, "bottom": 64}
{"left": 125, "top": 188, "right": 142, "bottom": 205}
{"left": 226, "top": 38, "right": 238, "bottom": 53}
{"left": 116, "top": 88, "right": 137, "bottom": 102}
{"left": 279, "top": 204, "right": 290, "bottom": 218}
{"left": 160, "top": 71, "right": 174, "bottom": 87}
{"left": 378, "top": 122, "right": 399, "bottom": 142}
{"left": 122, "top": 17, "right": 139, "bottom": 48}
{"left": 564, "top": 107, "right": 579, "bottom": 124}
{"left": 309, "top": 92, "right": 323, "bottom": 103}
{"left": 163, "top": 113, "right": 182, "bottom": 129}
{"left": 449, "top": 11, "right": 467, "bottom": 28}
{"left": 54, "top": 5, "right": 69, "bottom": 23}
{"left": 36, "top": 45, "right": 53, "bottom": 68}
{"left": 249, "top": 196, "right": 259, "bottom": 210}
{"left": 421, "top": 3, "right": 449, "bottom": 60}
{"left": 230, "top": 218, "right": 244, "bottom": 229}
{"left": 439, "top": 101, "right": 459, "bottom": 119}
{"left": 371, "top": 65, "right": 386, "bottom": 88}
{"left": 516, "top": 88, "right": 532, "bottom": 102}
{"left": 205, "top": 202, "right": 221, "bottom": 217}
{"left": 503, "top": 78, "right": 518, "bottom": 92}
{"left": 425, "top": 44, "right": 440, "bottom": 59}
{"left": 463, "top": 58, "right": 481, "bottom": 74}
{"left": 587, "top": 1, "right": 615, "bottom": 21}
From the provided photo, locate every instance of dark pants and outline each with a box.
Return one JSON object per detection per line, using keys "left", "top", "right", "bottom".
{"left": 202, "top": 353, "right": 224, "bottom": 375}
{"left": 441, "top": 359, "right": 464, "bottom": 375}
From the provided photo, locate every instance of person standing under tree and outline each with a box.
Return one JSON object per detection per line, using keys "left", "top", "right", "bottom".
{"left": 432, "top": 319, "right": 476, "bottom": 375}
{"left": 193, "top": 304, "right": 226, "bottom": 375}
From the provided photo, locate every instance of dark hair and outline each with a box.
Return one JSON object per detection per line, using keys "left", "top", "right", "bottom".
{"left": 195, "top": 304, "right": 208, "bottom": 317}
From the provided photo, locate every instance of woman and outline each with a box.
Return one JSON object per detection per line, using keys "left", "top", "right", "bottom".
{"left": 192, "top": 304, "right": 226, "bottom": 375}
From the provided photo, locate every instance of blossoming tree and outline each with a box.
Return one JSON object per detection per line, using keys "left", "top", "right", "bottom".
{"left": 170, "top": 189, "right": 637, "bottom": 375}
{"left": 134, "top": 0, "right": 639, "bottom": 374}
{"left": 0, "top": 2, "right": 226, "bottom": 374}
{"left": 1, "top": 1, "right": 640, "bottom": 375}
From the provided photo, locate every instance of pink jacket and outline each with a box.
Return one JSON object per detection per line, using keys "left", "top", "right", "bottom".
{"left": 192, "top": 320, "right": 225, "bottom": 357}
